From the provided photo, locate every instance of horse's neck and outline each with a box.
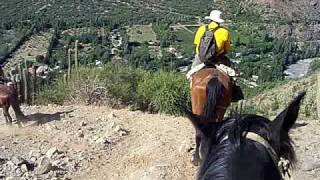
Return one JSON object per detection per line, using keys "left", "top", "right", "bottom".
{"left": 200, "top": 142, "right": 281, "bottom": 180}
{"left": 232, "top": 142, "right": 281, "bottom": 179}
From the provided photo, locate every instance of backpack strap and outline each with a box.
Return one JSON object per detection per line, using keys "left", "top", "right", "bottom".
{"left": 206, "top": 25, "right": 220, "bottom": 62}
{"left": 199, "top": 24, "right": 221, "bottom": 64}
{"left": 204, "top": 24, "right": 220, "bottom": 32}
{"left": 207, "top": 25, "right": 220, "bottom": 47}
{"left": 211, "top": 25, "right": 220, "bottom": 32}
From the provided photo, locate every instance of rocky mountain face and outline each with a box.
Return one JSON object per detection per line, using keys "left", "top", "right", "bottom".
{"left": 251, "top": 0, "right": 320, "bottom": 43}
{"left": 255, "top": 0, "right": 319, "bottom": 23}
{"left": 216, "top": 0, "right": 320, "bottom": 48}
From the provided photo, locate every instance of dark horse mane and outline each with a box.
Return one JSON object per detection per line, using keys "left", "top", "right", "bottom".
{"left": 183, "top": 92, "right": 306, "bottom": 179}
{"left": 198, "top": 115, "right": 295, "bottom": 179}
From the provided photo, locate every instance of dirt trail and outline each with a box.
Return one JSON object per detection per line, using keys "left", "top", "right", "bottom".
{"left": 0, "top": 105, "right": 319, "bottom": 179}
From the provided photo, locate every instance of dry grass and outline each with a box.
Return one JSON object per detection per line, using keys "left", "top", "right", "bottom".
{"left": 127, "top": 25, "right": 157, "bottom": 43}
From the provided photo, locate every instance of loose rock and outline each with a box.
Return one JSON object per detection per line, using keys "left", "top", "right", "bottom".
{"left": 29, "top": 150, "right": 41, "bottom": 159}
{"left": 78, "top": 132, "right": 84, "bottom": 138}
{"left": 310, "top": 0, "right": 318, "bottom": 6}
{"left": 46, "top": 147, "right": 59, "bottom": 159}
{"left": 0, "top": 157, "right": 6, "bottom": 165}
{"left": 11, "top": 156, "right": 25, "bottom": 166}
{"left": 21, "top": 164, "right": 28, "bottom": 173}
{"left": 178, "top": 141, "right": 193, "bottom": 154}
{"left": 95, "top": 137, "right": 110, "bottom": 145}
{"left": 108, "top": 112, "right": 116, "bottom": 119}
{"left": 80, "top": 121, "right": 87, "bottom": 127}
{"left": 37, "top": 157, "right": 53, "bottom": 175}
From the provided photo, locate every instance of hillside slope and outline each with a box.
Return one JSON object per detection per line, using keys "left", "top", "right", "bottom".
{"left": 246, "top": 74, "right": 318, "bottom": 119}
{"left": 222, "top": 0, "right": 320, "bottom": 41}
{"left": 0, "top": 105, "right": 319, "bottom": 179}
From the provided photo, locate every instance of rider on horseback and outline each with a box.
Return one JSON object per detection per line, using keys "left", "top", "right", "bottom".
{"left": 188, "top": 10, "right": 243, "bottom": 102}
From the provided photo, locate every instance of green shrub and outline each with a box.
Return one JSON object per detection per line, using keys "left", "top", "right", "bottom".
{"left": 36, "top": 78, "right": 68, "bottom": 105}
{"left": 99, "top": 64, "right": 145, "bottom": 105}
{"left": 36, "top": 63, "right": 191, "bottom": 115}
{"left": 137, "top": 70, "right": 190, "bottom": 115}
{"left": 228, "top": 102, "right": 260, "bottom": 116}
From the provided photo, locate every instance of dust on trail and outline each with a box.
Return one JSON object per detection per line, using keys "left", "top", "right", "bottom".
{"left": 0, "top": 105, "right": 319, "bottom": 179}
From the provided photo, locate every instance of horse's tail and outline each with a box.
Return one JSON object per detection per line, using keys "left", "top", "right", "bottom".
{"left": 202, "top": 77, "right": 223, "bottom": 122}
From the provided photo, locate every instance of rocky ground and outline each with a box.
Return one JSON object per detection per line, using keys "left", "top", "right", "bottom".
{"left": 0, "top": 105, "right": 319, "bottom": 180}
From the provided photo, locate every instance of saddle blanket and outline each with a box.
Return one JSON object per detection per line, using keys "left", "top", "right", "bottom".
{"left": 186, "top": 63, "right": 237, "bottom": 80}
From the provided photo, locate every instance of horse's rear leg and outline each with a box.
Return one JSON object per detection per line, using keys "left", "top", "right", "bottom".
{"left": 191, "top": 128, "right": 201, "bottom": 166}
{"left": 3, "top": 106, "right": 12, "bottom": 126}
{"left": 3, "top": 108, "right": 9, "bottom": 125}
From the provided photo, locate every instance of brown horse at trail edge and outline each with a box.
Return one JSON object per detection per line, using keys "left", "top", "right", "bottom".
{"left": 190, "top": 68, "right": 233, "bottom": 165}
{"left": 0, "top": 82, "right": 27, "bottom": 127}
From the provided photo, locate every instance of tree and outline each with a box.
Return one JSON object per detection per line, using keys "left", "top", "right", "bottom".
{"left": 128, "top": 45, "right": 151, "bottom": 68}
{"left": 160, "top": 51, "right": 177, "bottom": 70}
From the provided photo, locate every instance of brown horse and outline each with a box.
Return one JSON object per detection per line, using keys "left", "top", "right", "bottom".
{"left": 190, "top": 67, "right": 233, "bottom": 165}
{"left": 0, "top": 82, "right": 26, "bottom": 127}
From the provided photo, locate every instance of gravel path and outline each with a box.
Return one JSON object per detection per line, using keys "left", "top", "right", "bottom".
{"left": 0, "top": 105, "right": 319, "bottom": 179}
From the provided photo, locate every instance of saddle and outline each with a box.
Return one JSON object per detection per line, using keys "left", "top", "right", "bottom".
{"left": 186, "top": 63, "right": 237, "bottom": 81}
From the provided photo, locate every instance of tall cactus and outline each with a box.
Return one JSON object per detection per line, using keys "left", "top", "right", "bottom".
{"left": 68, "top": 48, "right": 71, "bottom": 78}
{"left": 317, "top": 73, "right": 320, "bottom": 119}
{"left": 32, "top": 65, "right": 36, "bottom": 105}
{"left": 75, "top": 40, "right": 79, "bottom": 71}
{"left": 17, "top": 64, "right": 23, "bottom": 102}
{"left": 23, "top": 68, "right": 28, "bottom": 104}
{"left": 23, "top": 59, "right": 29, "bottom": 104}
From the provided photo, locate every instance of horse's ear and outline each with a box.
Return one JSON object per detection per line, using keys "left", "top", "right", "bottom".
{"left": 270, "top": 91, "right": 306, "bottom": 135}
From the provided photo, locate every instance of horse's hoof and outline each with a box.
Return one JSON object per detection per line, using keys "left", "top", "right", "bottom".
{"left": 191, "top": 155, "right": 201, "bottom": 166}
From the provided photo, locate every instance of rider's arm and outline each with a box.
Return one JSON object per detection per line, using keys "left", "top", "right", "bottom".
{"left": 194, "top": 26, "right": 206, "bottom": 54}
{"left": 224, "top": 32, "right": 231, "bottom": 52}
{"left": 194, "top": 26, "right": 206, "bottom": 45}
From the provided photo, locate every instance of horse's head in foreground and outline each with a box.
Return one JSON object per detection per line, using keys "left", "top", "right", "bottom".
{"left": 183, "top": 92, "right": 306, "bottom": 180}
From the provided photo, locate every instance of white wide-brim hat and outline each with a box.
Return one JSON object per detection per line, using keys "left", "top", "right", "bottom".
{"left": 205, "top": 10, "right": 225, "bottom": 23}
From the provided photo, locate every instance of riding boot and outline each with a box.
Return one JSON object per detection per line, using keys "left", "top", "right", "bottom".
{"left": 231, "top": 81, "right": 244, "bottom": 102}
